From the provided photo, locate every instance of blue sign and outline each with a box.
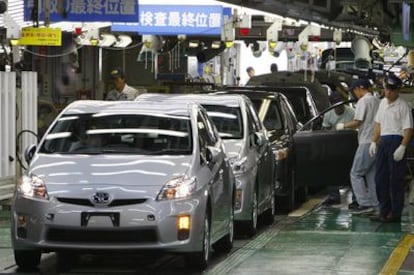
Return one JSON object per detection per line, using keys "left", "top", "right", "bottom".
{"left": 112, "top": 5, "right": 229, "bottom": 36}
{"left": 24, "top": 0, "right": 139, "bottom": 22}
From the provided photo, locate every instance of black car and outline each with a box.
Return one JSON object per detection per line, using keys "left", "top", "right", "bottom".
{"left": 217, "top": 88, "right": 358, "bottom": 212}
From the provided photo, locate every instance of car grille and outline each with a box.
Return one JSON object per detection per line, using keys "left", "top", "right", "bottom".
{"left": 46, "top": 228, "right": 158, "bottom": 243}
{"left": 56, "top": 198, "right": 147, "bottom": 207}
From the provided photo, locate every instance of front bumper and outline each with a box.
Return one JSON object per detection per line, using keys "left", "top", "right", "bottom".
{"left": 11, "top": 193, "right": 206, "bottom": 253}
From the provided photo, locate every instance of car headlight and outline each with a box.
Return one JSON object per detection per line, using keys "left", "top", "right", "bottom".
{"left": 17, "top": 175, "right": 49, "bottom": 200}
{"left": 157, "top": 176, "right": 197, "bottom": 200}
{"left": 228, "top": 156, "right": 248, "bottom": 175}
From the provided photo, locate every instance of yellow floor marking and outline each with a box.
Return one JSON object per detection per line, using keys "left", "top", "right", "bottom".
{"left": 288, "top": 198, "right": 322, "bottom": 217}
{"left": 380, "top": 234, "right": 414, "bottom": 275}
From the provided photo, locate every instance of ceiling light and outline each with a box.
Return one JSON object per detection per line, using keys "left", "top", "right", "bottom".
{"left": 114, "top": 35, "right": 132, "bottom": 48}
{"left": 211, "top": 41, "right": 221, "bottom": 49}
{"left": 189, "top": 40, "right": 199, "bottom": 48}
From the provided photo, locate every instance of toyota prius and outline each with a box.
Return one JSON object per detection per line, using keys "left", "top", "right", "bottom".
{"left": 11, "top": 100, "right": 235, "bottom": 271}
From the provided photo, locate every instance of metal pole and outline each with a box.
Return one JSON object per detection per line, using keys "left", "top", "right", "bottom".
{"left": 44, "top": 0, "right": 50, "bottom": 27}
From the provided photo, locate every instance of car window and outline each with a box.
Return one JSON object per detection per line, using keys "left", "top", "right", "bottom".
{"left": 263, "top": 100, "right": 283, "bottom": 131}
{"left": 202, "top": 104, "right": 243, "bottom": 139}
{"left": 284, "top": 94, "right": 311, "bottom": 124}
{"left": 250, "top": 99, "right": 262, "bottom": 113}
{"left": 200, "top": 109, "right": 219, "bottom": 145}
{"left": 280, "top": 97, "right": 298, "bottom": 133}
{"left": 246, "top": 101, "right": 263, "bottom": 132}
{"left": 197, "top": 112, "right": 216, "bottom": 147}
{"left": 39, "top": 113, "right": 192, "bottom": 155}
{"left": 197, "top": 113, "right": 214, "bottom": 162}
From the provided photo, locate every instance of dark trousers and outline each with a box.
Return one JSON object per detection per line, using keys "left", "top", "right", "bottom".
{"left": 375, "top": 136, "right": 407, "bottom": 218}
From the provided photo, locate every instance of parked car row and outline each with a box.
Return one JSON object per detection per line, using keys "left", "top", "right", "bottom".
{"left": 11, "top": 95, "right": 276, "bottom": 272}
{"left": 219, "top": 87, "right": 358, "bottom": 212}
{"left": 11, "top": 71, "right": 359, "bottom": 271}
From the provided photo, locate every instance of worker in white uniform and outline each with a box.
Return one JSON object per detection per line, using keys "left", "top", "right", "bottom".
{"left": 105, "top": 68, "right": 139, "bottom": 101}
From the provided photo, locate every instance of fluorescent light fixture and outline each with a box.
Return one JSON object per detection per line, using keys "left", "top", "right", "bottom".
{"left": 98, "top": 34, "right": 116, "bottom": 47}
{"left": 114, "top": 35, "right": 133, "bottom": 48}
{"left": 211, "top": 41, "right": 221, "bottom": 49}
{"left": 188, "top": 40, "right": 199, "bottom": 48}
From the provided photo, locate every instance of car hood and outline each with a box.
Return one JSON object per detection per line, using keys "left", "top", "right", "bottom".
{"left": 222, "top": 139, "right": 244, "bottom": 159}
{"left": 28, "top": 154, "right": 193, "bottom": 193}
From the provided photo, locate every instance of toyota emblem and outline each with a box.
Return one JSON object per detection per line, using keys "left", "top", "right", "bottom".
{"left": 90, "top": 192, "right": 112, "bottom": 206}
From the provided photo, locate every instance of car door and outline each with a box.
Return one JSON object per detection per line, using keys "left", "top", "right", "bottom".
{"left": 245, "top": 101, "right": 273, "bottom": 211}
{"left": 292, "top": 101, "right": 358, "bottom": 191}
{"left": 197, "top": 111, "right": 227, "bottom": 238}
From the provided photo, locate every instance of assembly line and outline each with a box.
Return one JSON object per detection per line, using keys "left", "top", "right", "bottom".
{"left": 2, "top": 0, "right": 414, "bottom": 274}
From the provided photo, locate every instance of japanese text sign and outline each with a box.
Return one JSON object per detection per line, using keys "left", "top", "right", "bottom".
{"left": 24, "top": 0, "right": 139, "bottom": 22}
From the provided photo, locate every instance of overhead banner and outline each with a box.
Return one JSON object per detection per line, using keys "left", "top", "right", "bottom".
{"left": 112, "top": 5, "right": 230, "bottom": 36}
{"left": 24, "top": 0, "right": 139, "bottom": 22}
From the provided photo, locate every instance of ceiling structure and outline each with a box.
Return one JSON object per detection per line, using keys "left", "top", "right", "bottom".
{"left": 217, "top": 0, "right": 405, "bottom": 42}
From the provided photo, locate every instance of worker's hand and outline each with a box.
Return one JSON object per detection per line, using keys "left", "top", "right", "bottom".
{"left": 393, "top": 144, "right": 406, "bottom": 162}
{"left": 369, "top": 142, "right": 377, "bottom": 157}
{"left": 336, "top": 123, "right": 345, "bottom": 130}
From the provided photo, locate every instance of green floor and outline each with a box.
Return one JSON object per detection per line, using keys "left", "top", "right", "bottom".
{"left": 3, "top": 192, "right": 414, "bottom": 274}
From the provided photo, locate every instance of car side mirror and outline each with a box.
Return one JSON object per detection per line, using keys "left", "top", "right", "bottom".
{"left": 24, "top": 144, "right": 37, "bottom": 164}
{"left": 254, "top": 132, "right": 266, "bottom": 147}
{"left": 206, "top": 146, "right": 221, "bottom": 163}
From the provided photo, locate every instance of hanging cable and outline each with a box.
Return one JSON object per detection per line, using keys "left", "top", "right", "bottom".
{"left": 16, "top": 129, "right": 38, "bottom": 170}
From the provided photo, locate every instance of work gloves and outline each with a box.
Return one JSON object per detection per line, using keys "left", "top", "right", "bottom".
{"left": 393, "top": 144, "right": 406, "bottom": 162}
{"left": 336, "top": 123, "right": 345, "bottom": 130}
{"left": 369, "top": 142, "right": 377, "bottom": 157}
{"left": 368, "top": 142, "right": 406, "bottom": 162}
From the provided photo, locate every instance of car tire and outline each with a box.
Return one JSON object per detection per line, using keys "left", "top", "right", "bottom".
{"left": 277, "top": 168, "right": 295, "bottom": 213}
{"left": 186, "top": 211, "right": 211, "bottom": 270}
{"left": 14, "top": 249, "right": 41, "bottom": 271}
{"left": 244, "top": 188, "right": 258, "bottom": 237}
{"left": 261, "top": 189, "right": 275, "bottom": 225}
{"left": 213, "top": 201, "right": 234, "bottom": 253}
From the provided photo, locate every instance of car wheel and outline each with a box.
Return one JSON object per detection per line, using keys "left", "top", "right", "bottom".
{"left": 213, "top": 201, "right": 234, "bottom": 253}
{"left": 261, "top": 189, "right": 275, "bottom": 225}
{"left": 14, "top": 249, "right": 41, "bottom": 271}
{"left": 186, "top": 212, "right": 211, "bottom": 270}
{"left": 244, "top": 188, "right": 258, "bottom": 237}
{"left": 276, "top": 167, "right": 295, "bottom": 213}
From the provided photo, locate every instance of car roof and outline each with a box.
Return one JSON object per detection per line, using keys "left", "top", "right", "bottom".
{"left": 137, "top": 93, "right": 246, "bottom": 107}
{"left": 216, "top": 89, "right": 285, "bottom": 100}
{"left": 61, "top": 100, "right": 195, "bottom": 117}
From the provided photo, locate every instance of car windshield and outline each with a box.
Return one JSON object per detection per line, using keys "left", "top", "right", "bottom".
{"left": 39, "top": 113, "right": 193, "bottom": 155}
{"left": 202, "top": 104, "right": 243, "bottom": 139}
{"left": 282, "top": 89, "right": 312, "bottom": 124}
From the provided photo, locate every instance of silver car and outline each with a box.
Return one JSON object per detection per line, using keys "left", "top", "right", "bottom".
{"left": 137, "top": 94, "right": 275, "bottom": 236}
{"left": 11, "top": 100, "right": 235, "bottom": 271}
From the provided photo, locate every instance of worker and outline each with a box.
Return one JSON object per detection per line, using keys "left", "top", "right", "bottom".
{"left": 105, "top": 68, "right": 139, "bottom": 100}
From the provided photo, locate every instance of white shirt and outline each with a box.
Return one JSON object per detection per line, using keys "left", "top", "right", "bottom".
{"left": 106, "top": 84, "right": 139, "bottom": 101}
{"left": 354, "top": 93, "right": 379, "bottom": 144}
{"left": 375, "top": 97, "right": 413, "bottom": 136}
{"left": 322, "top": 105, "right": 355, "bottom": 129}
